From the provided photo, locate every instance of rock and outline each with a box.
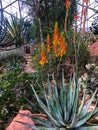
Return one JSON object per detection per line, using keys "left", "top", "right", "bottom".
{"left": 84, "top": 104, "right": 98, "bottom": 120}
{"left": 89, "top": 42, "right": 98, "bottom": 56}
{"left": 6, "top": 110, "right": 35, "bottom": 130}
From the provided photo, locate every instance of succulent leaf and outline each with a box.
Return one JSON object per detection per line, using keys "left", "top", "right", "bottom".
{"left": 31, "top": 85, "right": 61, "bottom": 127}
{"left": 16, "top": 120, "right": 40, "bottom": 130}
{"left": 78, "top": 89, "right": 86, "bottom": 116}
{"left": 79, "top": 88, "right": 98, "bottom": 119}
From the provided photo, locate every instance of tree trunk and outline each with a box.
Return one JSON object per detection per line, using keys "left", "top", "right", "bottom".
{"left": 33, "top": 0, "right": 43, "bottom": 43}
{"left": 38, "top": 17, "right": 43, "bottom": 43}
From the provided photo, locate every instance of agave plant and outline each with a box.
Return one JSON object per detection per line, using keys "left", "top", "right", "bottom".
{"left": 0, "top": 15, "right": 25, "bottom": 47}
{"left": 17, "top": 70, "right": 98, "bottom": 130}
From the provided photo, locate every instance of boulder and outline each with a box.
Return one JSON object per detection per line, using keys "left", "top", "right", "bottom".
{"left": 89, "top": 42, "right": 98, "bottom": 56}
{"left": 6, "top": 110, "right": 35, "bottom": 130}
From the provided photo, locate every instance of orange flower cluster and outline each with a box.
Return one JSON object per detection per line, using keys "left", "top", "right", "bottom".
{"left": 65, "top": 0, "right": 71, "bottom": 9}
{"left": 53, "top": 22, "right": 66, "bottom": 57}
{"left": 59, "top": 33, "right": 66, "bottom": 57}
{"left": 46, "top": 34, "right": 51, "bottom": 52}
{"left": 53, "top": 22, "right": 59, "bottom": 57}
{"left": 39, "top": 22, "right": 67, "bottom": 65}
{"left": 39, "top": 44, "right": 48, "bottom": 65}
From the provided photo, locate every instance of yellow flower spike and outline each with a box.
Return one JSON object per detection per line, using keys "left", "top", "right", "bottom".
{"left": 59, "top": 33, "right": 66, "bottom": 57}
{"left": 46, "top": 34, "right": 51, "bottom": 52}
{"left": 39, "top": 44, "right": 48, "bottom": 66}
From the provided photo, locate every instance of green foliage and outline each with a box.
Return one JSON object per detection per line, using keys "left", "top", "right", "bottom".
{"left": 1, "top": 16, "right": 25, "bottom": 47}
{"left": 1, "top": 16, "right": 32, "bottom": 47}
{"left": 18, "top": 70, "right": 98, "bottom": 129}
{"left": 66, "top": 30, "right": 91, "bottom": 76}
{"left": 0, "top": 59, "right": 40, "bottom": 129}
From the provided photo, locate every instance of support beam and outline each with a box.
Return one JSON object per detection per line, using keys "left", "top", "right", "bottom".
{"left": 3, "top": 0, "right": 17, "bottom": 10}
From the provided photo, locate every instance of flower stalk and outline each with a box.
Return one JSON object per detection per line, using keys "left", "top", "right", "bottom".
{"left": 39, "top": 44, "right": 48, "bottom": 65}
{"left": 64, "top": 0, "right": 71, "bottom": 33}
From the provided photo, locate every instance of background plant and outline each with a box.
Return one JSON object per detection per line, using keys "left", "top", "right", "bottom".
{"left": 0, "top": 56, "right": 41, "bottom": 130}
{"left": 0, "top": 69, "right": 41, "bottom": 130}
{"left": 0, "top": 16, "right": 32, "bottom": 48}
{"left": 78, "top": 63, "right": 98, "bottom": 103}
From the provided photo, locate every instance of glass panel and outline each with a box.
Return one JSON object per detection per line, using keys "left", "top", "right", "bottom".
{"left": 4, "top": 1, "right": 20, "bottom": 18}
{"left": 2, "top": 0, "right": 28, "bottom": 19}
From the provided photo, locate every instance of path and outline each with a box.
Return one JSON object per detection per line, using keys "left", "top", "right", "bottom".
{"left": 23, "top": 54, "right": 36, "bottom": 74}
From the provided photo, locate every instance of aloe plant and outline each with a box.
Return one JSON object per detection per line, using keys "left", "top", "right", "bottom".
{"left": 17, "top": 70, "right": 98, "bottom": 130}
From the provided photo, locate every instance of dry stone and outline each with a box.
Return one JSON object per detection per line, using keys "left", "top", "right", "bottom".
{"left": 6, "top": 110, "right": 35, "bottom": 130}
{"left": 89, "top": 42, "right": 98, "bottom": 56}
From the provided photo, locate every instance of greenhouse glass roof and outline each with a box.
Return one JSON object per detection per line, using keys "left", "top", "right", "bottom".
{"left": 0, "top": 0, "right": 28, "bottom": 19}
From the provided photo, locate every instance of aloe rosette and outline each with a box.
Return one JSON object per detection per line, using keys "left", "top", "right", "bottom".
{"left": 17, "top": 71, "right": 98, "bottom": 130}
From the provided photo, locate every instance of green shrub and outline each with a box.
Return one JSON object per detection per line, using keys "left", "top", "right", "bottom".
{"left": 65, "top": 30, "right": 91, "bottom": 76}
{"left": 0, "top": 63, "right": 40, "bottom": 129}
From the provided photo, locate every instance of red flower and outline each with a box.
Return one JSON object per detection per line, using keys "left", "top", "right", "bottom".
{"left": 74, "top": 13, "right": 79, "bottom": 21}
{"left": 65, "top": 0, "right": 71, "bottom": 9}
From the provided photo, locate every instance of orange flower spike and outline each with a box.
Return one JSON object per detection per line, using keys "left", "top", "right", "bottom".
{"left": 53, "top": 21, "right": 59, "bottom": 45}
{"left": 74, "top": 13, "right": 79, "bottom": 21}
{"left": 54, "top": 21, "right": 58, "bottom": 35}
{"left": 53, "top": 43, "right": 59, "bottom": 57}
{"left": 39, "top": 44, "right": 48, "bottom": 65}
{"left": 46, "top": 34, "right": 51, "bottom": 52}
{"left": 65, "top": 0, "right": 71, "bottom": 9}
{"left": 59, "top": 34, "right": 66, "bottom": 57}
{"left": 53, "top": 21, "right": 59, "bottom": 57}
{"left": 53, "top": 50, "right": 58, "bottom": 57}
